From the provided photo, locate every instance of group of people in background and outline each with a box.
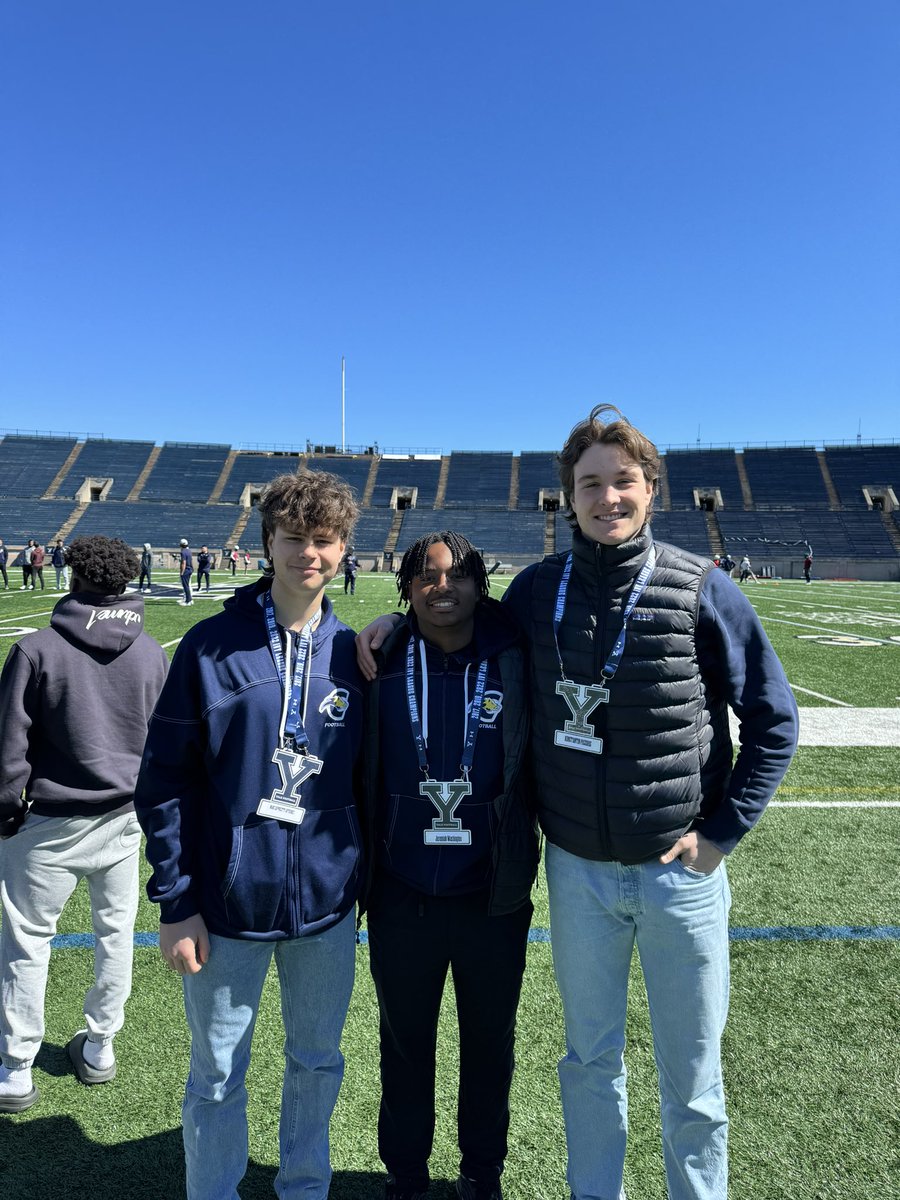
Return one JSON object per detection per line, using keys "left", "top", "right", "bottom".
{"left": 0, "top": 538, "right": 69, "bottom": 591}
{"left": 0, "top": 405, "right": 799, "bottom": 1200}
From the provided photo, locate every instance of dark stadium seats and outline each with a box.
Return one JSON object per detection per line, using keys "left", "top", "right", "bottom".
{"left": 823, "top": 445, "right": 900, "bottom": 509}
{"left": 139, "top": 443, "right": 231, "bottom": 502}
{"left": 442, "top": 452, "right": 513, "bottom": 508}
{"left": 52, "top": 438, "right": 155, "bottom": 500}
{"left": 369, "top": 457, "right": 442, "bottom": 508}
{"left": 1, "top": 434, "right": 897, "bottom": 575}
{"left": 220, "top": 453, "right": 304, "bottom": 504}
{"left": 741, "top": 448, "right": 830, "bottom": 508}
{"left": 517, "top": 452, "right": 560, "bottom": 510}
{"left": 0, "top": 435, "right": 78, "bottom": 498}
{"left": 663, "top": 449, "right": 744, "bottom": 511}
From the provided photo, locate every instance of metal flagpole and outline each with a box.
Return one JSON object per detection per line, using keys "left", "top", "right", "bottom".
{"left": 341, "top": 356, "right": 346, "bottom": 453}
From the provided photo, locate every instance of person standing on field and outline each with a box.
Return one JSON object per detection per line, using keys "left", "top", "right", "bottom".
{"left": 135, "top": 471, "right": 365, "bottom": 1200}
{"left": 51, "top": 540, "right": 68, "bottom": 591}
{"left": 358, "top": 405, "right": 798, "bottom": 1200}
{"left": 0, "top": 536, "right": 168, "bottom": 1113}
{"left": 363, "top": 531, "right": 538, "bottom": 1200}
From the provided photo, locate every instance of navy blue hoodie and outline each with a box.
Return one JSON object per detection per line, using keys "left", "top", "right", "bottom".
{"left": 374, "top": 601, "right": 520, "bottom": 897}
{"left": 135, "top": 578, "right": 364, "bottom": 940}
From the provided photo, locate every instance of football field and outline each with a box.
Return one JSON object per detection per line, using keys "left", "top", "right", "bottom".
{"left": 0, "top": 573, "right": 897, "bottom": 1199}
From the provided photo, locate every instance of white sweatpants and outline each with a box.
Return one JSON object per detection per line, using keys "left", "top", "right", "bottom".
{"left": 0, "top": 809, "right": 141, "bottom": 1068}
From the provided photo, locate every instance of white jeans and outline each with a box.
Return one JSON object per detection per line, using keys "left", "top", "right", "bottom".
{"left": 0, "top": 809, "right": 141, "bottom": 1067}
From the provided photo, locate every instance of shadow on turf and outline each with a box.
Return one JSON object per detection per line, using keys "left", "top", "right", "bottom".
{"left": 0, "top": 1115, "right": 459, "bottom": 1199}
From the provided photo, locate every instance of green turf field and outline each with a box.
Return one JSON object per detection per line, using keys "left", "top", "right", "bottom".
{"left": 1, "top": 572, "right": 898, "bottom": 1199}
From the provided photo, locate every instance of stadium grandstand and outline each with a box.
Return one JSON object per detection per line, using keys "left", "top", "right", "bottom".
{"left": 1, "top": 432, "right": 898, "bottom": 580}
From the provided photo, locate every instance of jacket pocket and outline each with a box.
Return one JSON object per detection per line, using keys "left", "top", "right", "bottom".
{"left": 221, "top": 819, "right": 290, "bottom": 933}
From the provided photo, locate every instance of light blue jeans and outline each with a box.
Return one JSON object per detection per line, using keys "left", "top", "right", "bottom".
{"left": 545, "top": 842, "right": 732, "bottom": 1200}
{"left": 181, "top": 909, "right": 356, "bottom": 1200}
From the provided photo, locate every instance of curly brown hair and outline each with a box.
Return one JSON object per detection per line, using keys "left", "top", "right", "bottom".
{"left": 257, "top": 470, "right": 359, "bottom": 560}
{"left": 66, "top": 536, "right": 139, "bottom": 595}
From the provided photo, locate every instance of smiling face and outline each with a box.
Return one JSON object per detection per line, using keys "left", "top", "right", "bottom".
{"left": 570, "top": 442, "right": 654, "bottom": 546}
{"left": 267, "top": 522, "right": 345, "bottom": 627}
{"left": 410, "top": 541, "right": 480, "bottom": 651}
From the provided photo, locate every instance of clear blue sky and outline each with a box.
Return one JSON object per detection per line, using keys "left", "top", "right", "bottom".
{"left": 1, "top": 1, "right": 898, "bottom": 453}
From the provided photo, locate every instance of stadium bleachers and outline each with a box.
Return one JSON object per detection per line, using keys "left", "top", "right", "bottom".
{"left": 0, "top": 435, "right": 78, "bottom": 498}
{"left": 517, "top": 451, "right": 560, "bottom": 510}
{"left": 663, "top": 449, "right": 744, "bottom": 510}
{"left": 1, "top": 434, "right": 897, "bottom": 576}
{"left": 304, "top": 455, "right": 372, "bottom": 500}
{"left": 741, "top": 448, "right": 830, "bottom": 508}
{"left": 398, "top": 507, "right": 546, "bottom": 558}
{"left": 823, "top": 445, "right": 900, "bottom": 510}
{"left": 220, "top": 453, "right": 304, "bottom": 504}
{"left": 70, "top": 502, "right": 240, "bottom": 549}
{"left": 442, "top": 452, "right": 513, "bottom": 508}
{"left": 139, "top": 443, "right": 231, "bottom": 502}
{"left": 55, "top": 438, "right": 155, "bottom": 500}
{"left": 0, "top": 499, "right": 84, "bottom": 545}
{"left": 368, "top": 457, "right": 442, "bottom": 508}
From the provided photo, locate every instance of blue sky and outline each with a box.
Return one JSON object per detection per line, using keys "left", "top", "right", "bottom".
{"left": 1, "top": 1, "right": 898, "bottom": 453}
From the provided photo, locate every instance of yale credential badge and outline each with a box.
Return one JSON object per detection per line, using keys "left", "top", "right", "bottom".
{"left": 420, "top": 778, "right": 473, "bottom": 845}
{"left": 554, "top": 679, "right": 608, "bottom": 755}
{"left": 258, "top": 747, "right": 324, "bottom": 824}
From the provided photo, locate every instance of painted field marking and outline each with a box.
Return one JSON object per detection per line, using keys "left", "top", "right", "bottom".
{"left": 757, "top": 615, "right": 900, "bottom": 645}
{"left": 0, "top": 609, "right": 54, "bottom": 624}
{"left": 790, "top": 684, "right": 852, "bottom": 706}
{"left": 161, "top": 638, "right": 184, "bottom": 649}
{"left": 770, "top": 800, "right": 900, "bottom": 808}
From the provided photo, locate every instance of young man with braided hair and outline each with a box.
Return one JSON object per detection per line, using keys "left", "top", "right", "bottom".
{"left": 0, "top": 536, "right": 168, "bottom": 1112}
{"left": 363, "top": 531, "right": 539, "bottom": 1200}
{"left": 358, "top": 410, "right": 798, "bottom": 1200}
{"left": 135, "top": 470, "right": 365, "bottom": 1200}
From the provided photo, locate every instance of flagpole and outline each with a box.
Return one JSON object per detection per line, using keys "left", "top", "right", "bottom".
{"left": 341, "top": 356, "right": 346, "bottom": 453}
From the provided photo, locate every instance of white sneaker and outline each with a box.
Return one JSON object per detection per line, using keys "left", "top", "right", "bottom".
{"left": 0, "top": 1063, "right": 38, "bottom": 1113}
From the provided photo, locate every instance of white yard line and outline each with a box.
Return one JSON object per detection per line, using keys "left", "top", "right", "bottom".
{"left": 0, "top": 609, "right": 55, "bottom": 624}
{"left": 770, "top": 800, "right": 900, "bottom": 808}
{"left": 161, "top": 638, "right": 184, "bottom": 649}
{"left": 790, "top": 684, "right": 852, "bottom": 707}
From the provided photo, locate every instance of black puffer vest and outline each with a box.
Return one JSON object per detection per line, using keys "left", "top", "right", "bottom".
{"left": 526, "top": 527, "right": 732, "bottom": 863}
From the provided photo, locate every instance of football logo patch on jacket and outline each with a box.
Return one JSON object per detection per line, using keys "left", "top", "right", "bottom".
{"left": 471, "top": 689, "right": 503, "bottom": 725}
{"left": 318, "top": 688, "right": 350, "bottom": 721}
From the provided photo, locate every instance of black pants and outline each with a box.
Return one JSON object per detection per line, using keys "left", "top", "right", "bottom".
{"left": 0, "top": 563, "right": 7, "bottom": 587}
{"left": 344, "top": 572, "right": 356, "bottom": 594}
{"left": 367, "top": 873, "right": 532, "bottom": 1189}
{"left": 197, "top": 568, "right": 210, "bottom": 591}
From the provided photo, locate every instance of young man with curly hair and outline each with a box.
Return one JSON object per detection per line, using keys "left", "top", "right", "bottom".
{"left": 136, "top": 470, "right": 365, "bottom": 1200}
{"left": 0, "top": 536, "right": 168, "bottom": 1112}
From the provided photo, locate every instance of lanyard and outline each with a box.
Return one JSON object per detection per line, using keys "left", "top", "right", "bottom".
{"left": 553, "top": 544, "right": 656, "bottom": 683}
{"left": 263, "top": 589, "right": 319, "bottom": 751}
{"left": 405, "top": 636, "right": 489, "bottom": 779}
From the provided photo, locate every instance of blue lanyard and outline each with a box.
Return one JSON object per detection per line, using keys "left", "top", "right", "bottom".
{"left": 553, "top": 544, "right": 656, "bottom": 683}
{"left": 263, "top": 589, "right": 317, "bottom": 750}
{"left": 405, "top": 636, "right": 489, "bottom": 779}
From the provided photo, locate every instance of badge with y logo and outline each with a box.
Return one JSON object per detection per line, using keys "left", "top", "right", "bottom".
{"left": 257, "top": 747, "right": 324, "bottom": 824}
{"left": 554, "top": 680, "right": 607, "bottom": 754}
{"left": 420, "top": 778, "right": 473, "bottom": 845}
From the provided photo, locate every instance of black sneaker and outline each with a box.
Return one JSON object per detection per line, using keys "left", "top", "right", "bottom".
{"left": 456, "top": 1175, "right": 503, "bottom": 1200}
{"left": 385, "top": 1175, "right": 428, "bottom": 1200}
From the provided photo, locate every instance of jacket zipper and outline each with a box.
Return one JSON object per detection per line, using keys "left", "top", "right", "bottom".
{"left": 595, "top": 550, "right": 611, "bottom": 857}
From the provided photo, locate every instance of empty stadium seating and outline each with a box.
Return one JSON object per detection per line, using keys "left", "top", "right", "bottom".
{"left": 663, "top": 449, "right": 744, "bottom": 510}
{"left": 442, "top": 452, "right": 513, "bottom": 508}
{"left": 139, "top": 443, "right": 231, "bottom": 502}
{"left": 54, "top": 438, "right": 155, "bottom": 500}
{"left": 1, "top": 434, "right": 897, "bottom": 576}
{"left": 823, "top": 445, "right": 900, "bottom": 509}
{"left": 0, "top": 435, "right": 78, "bottom": 498}
{"left": 741, "top": 448, "right": 830, "bottom": 508}
{"left": 517, "top": 452, "right": 560, "bottom": 510}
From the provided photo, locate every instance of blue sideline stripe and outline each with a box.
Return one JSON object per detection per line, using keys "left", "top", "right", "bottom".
{"left": 49, "top": 925, "right": 900, "bottom": 950}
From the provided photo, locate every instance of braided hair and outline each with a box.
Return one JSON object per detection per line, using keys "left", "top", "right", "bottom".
{"left": 396, "top": 531, "right": 490, "bottom": 606}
